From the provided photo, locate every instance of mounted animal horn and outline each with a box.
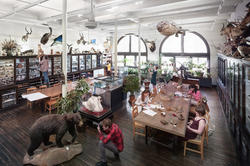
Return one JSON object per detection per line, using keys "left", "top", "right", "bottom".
{"left": 40, "top": 27, "right": 52, "bottom": 45}
{"left": 22, "top": 27, "right": 32, "bottom": 42}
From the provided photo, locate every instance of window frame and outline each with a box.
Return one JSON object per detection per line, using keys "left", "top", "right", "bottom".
{"left": 159, "top": 31, "right": 210, "bottom": 73}
{"left": 118, "top": 33, "right": 148, "bottom": 67}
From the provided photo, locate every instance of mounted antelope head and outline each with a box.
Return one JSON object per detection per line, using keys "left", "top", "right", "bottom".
{"left": 77, "top": 33, "right": 87, "bottom": 45}
{"left": 22, "top": 27, "right": 32, "bottom": 42}
{"left": 145, "top": 39, "right": 156, "bottom": 52}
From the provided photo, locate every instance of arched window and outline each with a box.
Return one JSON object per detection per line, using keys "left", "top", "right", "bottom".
{"left": 117, "top": 34, "right": 147, "bottom": 67}
{"left": 159, "top": 31, "right": 210, "bottom": 77}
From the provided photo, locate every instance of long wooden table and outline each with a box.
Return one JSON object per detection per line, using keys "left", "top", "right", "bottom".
{"left": 134, "top": 82, "right": 191, "bottom": 147}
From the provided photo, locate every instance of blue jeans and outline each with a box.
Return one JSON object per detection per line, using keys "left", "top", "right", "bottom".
{"left": 43, "top": 71, "right": 49, "bottom": 84}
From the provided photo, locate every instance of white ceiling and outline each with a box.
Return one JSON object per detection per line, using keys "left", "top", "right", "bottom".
{"left": 0, "top": 0, "right": 242, "bottom": 32}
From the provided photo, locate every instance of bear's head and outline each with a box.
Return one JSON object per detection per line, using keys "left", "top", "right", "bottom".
{"left": 65, "top": 112, "right": 83, "bottom": 126}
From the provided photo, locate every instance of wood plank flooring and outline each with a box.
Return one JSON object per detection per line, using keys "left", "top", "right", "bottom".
{"left": 0, "top": 88, "right": 244, "bottom": 166}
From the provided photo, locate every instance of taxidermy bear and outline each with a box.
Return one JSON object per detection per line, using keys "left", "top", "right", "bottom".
{"left": 27, "top": 112, "right": 83, "bottom": 156}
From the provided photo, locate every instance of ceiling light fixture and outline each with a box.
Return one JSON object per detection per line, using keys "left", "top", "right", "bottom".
{"left": 78, "top": 14, "right": 83, "bottom": 17}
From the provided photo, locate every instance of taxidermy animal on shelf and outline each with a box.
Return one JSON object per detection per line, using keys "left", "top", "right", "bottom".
{"left": 77, "top": 33, "right": 87, "bottom": 45}
{"left": 40, "top": 26, "right": 52, "bottom": 45}
{"left": 145, "top": 39, "right": 156, "bottom": 52}
{"left": 51, "top": 35, "right": 62, "bottom": 46}
{"left": 22, "top": 27, "right": 32, "bottom": 42}
{"left": 27, "top": 112, "right": 83, "bottom": 156}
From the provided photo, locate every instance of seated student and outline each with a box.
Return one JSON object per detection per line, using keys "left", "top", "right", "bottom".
{"left": 96, "top": 118, "right": 124, "bottom": 166}
{"left": 188, "top": 84, "right": 201, "bottom": 102}
{"left": 185, "top": 105, "right": 206, "bottom": 140}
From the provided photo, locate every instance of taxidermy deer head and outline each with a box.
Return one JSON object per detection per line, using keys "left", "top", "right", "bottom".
{"left": 145, "top": 39, "right": 156, "bottom": 52}
{"left": 22, "top": 27, "right": 32, "bottom": 42}
{"left": 67, "top": 44, "right": 73, "bottom": 54}
{"left": 77, "top": 33, "right": 87, "bottom": 45}
{"left": 40, "top": 26, "right": 52, "bottom": 45}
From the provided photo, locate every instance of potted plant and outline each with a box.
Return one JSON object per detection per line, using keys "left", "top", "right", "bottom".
{"left": 123, "top": 75, "right": 140, "bottom": 105}
{"left": 56, "top": 79, "right": 89, "bottom": 115}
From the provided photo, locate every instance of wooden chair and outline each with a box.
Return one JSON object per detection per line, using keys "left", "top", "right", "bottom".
{"left": 39, "top": 85, "right": 47, "bottom": 90}
{"left": 26, "top": 87, "right": 40, "bottom": 109}
{"left": 53, "top": 83, "right": 61, "bottom": 87}
{"left": 184, "top": 123, "right": 208, "bottom": 160}
{"left": 45, "top": 94, "right": 60, "bottom": 114}
{"left": 204, "top": 112, "right": 210, "bottom": 145}
{"left": 132, "top": 105, "right": 145, "bottom": 140}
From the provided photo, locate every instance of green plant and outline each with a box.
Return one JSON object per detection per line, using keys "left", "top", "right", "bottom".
{"left": 56, "top": 79, "right": 89, "bottom": 114}
{"left": 123, "top": 75, "right": 140, "bottom": 95}
{"left": 128, "top": 68, "right": 138, "bottom": 75}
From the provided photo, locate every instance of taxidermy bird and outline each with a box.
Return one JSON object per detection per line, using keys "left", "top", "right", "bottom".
{"left": 67, "top": 44, "right": 73, "bottom": 54}
{"left": 22, "top": 27, "right": 32, "bottom": 42}
{"left": 40, "top": 27, "right": 52, "bottom": 45}
{"left": 51, "top": 35, "right": 62, "bottom": 46}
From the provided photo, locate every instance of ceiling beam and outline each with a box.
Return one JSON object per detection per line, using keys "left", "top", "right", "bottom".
{"left": 0, "top": 0, "right": 49, "bottom": 19}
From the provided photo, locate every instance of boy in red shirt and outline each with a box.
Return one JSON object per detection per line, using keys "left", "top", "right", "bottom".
{"left": 96, "top": 118, "right": 124, "bottom": 166}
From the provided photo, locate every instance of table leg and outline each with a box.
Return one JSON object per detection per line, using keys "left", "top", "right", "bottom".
{"left": 173, "top": 135, "right": 178, "bottom": 154}
{"left": 145, "top": 126, "right": 148, "bottom": 144}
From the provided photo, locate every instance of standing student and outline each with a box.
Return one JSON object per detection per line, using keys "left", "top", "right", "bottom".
{"left": 96, "top": 118, "right": 124, "bottom": 166}
{"left": 151, "top": 65, "right": 158, "bottom": 88}
{"left": 39, "top": 54, "right": 49, "bottom": 86}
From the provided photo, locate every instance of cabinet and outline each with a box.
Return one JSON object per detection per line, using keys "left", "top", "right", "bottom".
{"left": 217, "top": 53, "right": 250, "bottom": 162}
{"left": 0, "top": 53, "right": 104, "bottom": 110}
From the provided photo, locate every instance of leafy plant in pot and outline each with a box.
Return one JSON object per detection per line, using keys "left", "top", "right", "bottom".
{"left": 56, "top": 79, "right": 89, "bottom": 131}
{"left": 123, "top": 75, "right": 140, "bottom": 106}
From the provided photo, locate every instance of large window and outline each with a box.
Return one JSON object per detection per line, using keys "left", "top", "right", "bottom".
{"left": 117, "top": 34, "right": 147, "bottom": 67}
{"left": 160, "top": 31, "right": 210, "bottom": 77}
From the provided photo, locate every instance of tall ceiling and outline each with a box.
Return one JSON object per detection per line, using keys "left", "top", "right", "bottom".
{"left": 0, "top": 0, "right": 242, "bottom": 32}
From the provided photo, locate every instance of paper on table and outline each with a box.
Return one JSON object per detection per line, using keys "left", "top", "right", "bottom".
{"left": 143, "top": 109, "right": 157, "bottom": 116}
{"left": 22, "top": 92, "right": 48, "bottom": 102}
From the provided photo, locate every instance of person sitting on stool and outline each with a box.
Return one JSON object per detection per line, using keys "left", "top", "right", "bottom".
{"left": 96, "top": 118, "right": 124, "bottom": 166}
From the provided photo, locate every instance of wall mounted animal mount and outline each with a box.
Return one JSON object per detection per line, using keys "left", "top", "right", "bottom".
{"left": 145, "top": 39, "right": 156, "bottom": 52}
{"left": 40, "top": 27, "right": 52, "bottom": 45}
{"left": 77, "top": 33, "right": 87, "bottom": 45}
{"left": 67, "top": 44, "right": 73, "bottom": 54}
{"left": 51, "top": 35, "right": 62, "bottom": 46}
{"left": 22, "top": 27, "right": 32, "bottom": 42}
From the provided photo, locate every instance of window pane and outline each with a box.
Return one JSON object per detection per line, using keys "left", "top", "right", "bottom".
{"left": 118, "top": 36, "right": 129, "bottom": 52}
{"left": 191, "top": 57, "right": 208, "bottom": 77}
{"left": 131, "top": 35, "right": 146, "bottom": 52}
{"left": 136, "top": 56, "right": 147, "bottom": 66}
{"left": 118, "top": 56, "right": 124, "bottom": 67}
{"left": 161, "top": 35, "right": 181, "bottom": 53}
{"left": 176, "top": 57, "right": 190, "bottom": 68}
{"left": 126, "top": 56, "right": 135, "bottom": 66}
{"left": 161, "top": 56, "right": 174, "bottom": 72}
{"left": 184, "top": 32, "right": 207, "bottom": 53}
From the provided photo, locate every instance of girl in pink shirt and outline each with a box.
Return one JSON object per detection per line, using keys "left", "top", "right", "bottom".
{"left": 188, "top": 84, "right": 201, "bottom": 102}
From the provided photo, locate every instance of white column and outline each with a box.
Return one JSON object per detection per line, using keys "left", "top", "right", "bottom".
{"left": 114, "top": 21, "right": 118, "bottom": 76}
{"left": 62, "top": 0, "right": 67, "bottom": 97}
{"left": 138, "top": 23, "right": 141, "bottom": 84}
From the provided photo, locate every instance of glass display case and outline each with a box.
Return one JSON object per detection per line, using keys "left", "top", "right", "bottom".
{"left": 72, "top": 56, "right": 78, "bottom": 72}
{"left": 29, "top": 58, "right": 40, "bottom": 79}
{"left": 1, "top": 89, "right": 16, "bottom": 109}
{"left": 48, "top": 57, "right": 52, "bottom": 75}
{"left": 217, "top": 53, "right": 250, "bottom": 160}
{"left": 0, "top": 59, "right": 14, "bottom": 86}
{"left": 16, "top": 58, "right": 26, "bottom": 81}
{"left": 67, "top": 56, "right": 71, "bottom": 73}
{"left": 54, "top": 56, "right": 62, "bottom": 75}
{"left": 92, "top": 54, "right": 97, "bottom": 68}
{"left": 80, "top": 55, "right": 85, "bottom": 71}
{"left": 86, "top": 55, "right": 91, "bottom": 69}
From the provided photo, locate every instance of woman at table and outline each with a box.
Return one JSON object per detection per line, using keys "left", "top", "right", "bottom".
{"left": 185, "top": 105, "right": 206, "bottom": 140}
{"left": 188, "top": 84, "right": 201, "bottom": 103}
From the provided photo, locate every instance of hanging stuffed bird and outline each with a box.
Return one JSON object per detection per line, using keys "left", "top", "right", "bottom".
{"left": 51, "top": 35, "right": 62, "bottom": 46}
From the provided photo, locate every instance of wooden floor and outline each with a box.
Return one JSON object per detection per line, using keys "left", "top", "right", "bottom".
{"left": 0, "top": 88, "right": 244, "bottom": 166}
